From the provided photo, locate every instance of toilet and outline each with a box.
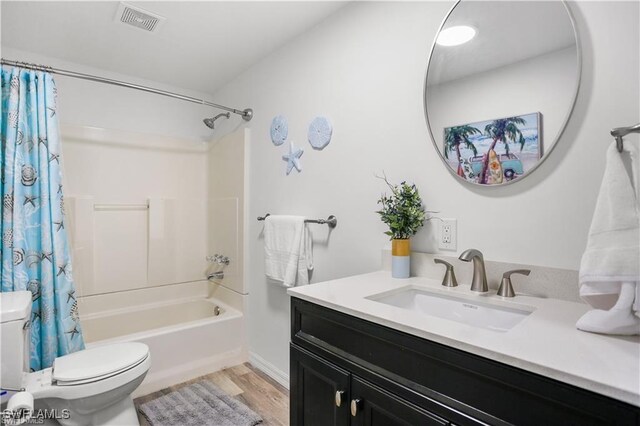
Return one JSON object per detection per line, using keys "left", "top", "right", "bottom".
{"left": 1, "top": 291, "right": 150, "bottom": 426}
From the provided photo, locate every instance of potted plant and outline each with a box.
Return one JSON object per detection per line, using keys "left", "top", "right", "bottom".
{"left": 376, "top": 176, "right": 426, "bottom": 278}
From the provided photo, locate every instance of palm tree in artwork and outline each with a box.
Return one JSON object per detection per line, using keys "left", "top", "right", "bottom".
{"left": 444, "top": 125, "right": 480, "bottom": 177}
{"left": 479, "top": 117, "right": 526, "bottom": 184}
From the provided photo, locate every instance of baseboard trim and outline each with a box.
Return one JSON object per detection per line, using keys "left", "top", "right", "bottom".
{"left": 249, "top": 351, "right": 290, "bottom": 390}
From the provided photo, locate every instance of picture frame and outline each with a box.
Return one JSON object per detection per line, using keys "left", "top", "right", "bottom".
{"left": 443, "top": 112, "right": 543, "bottom": 185}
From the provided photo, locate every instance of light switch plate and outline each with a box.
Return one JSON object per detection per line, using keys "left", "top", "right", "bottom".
{"left": 439, "top": 218, "right": 457, "bottom": 251}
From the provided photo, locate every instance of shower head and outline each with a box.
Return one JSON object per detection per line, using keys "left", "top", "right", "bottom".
{"left": 203, "top": 117, "right": 216, "bottom": 129}
{"left": 203, "top": 112, "right": 231, "bottom": 129}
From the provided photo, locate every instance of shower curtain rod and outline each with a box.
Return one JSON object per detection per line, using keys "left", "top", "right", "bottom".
{"left": 1, "top": 58, "right": 253, "bottom": 121}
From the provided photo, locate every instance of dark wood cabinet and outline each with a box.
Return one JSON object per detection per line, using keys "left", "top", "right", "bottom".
{"left": 291, "top": 344, "right": 447, "bottom": 426}
{"left": 350, "top": 376, "right": 448, "bottom": 426}
{"left": 290, "top": 297, "right": 640, "bottom": 426}
{"left": 290, "top": 344, "right": 351, "bottom": 426}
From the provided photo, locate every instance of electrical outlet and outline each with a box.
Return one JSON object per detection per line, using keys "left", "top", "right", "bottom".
{"left": 439, "top": 219, "right": 457, "bottom": 251}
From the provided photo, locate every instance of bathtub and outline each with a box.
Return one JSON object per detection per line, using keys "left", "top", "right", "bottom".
{"left": 81, "top": 297, "right": 246, "bottom": 397}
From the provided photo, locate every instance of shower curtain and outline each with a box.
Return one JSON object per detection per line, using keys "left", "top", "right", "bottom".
{"left": 1, "top": 66, "right": 84, "bottom": 371}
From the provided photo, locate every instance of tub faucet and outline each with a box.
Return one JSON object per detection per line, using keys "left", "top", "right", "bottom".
{"left": 207, "top": 271, "right": 224, "bottom": 280}
{"left": 458, "top": 249, "right": 488, "bottom": 293}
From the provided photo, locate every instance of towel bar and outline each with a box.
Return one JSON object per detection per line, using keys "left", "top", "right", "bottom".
{"left": 611, "top": 123, "right": 640, "bottom": 152}
{"left": 93, "top": 203, "right": 148, "bottom": 211}
{"left": 257, "top": 213, "right": 337, "bottom": 228}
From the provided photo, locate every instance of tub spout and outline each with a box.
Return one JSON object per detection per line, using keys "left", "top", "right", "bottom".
{"left": 207, "top": 271, "right": 224, "bottom": 280}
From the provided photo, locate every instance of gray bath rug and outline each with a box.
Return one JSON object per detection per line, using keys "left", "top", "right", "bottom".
{"left": 139, "top": 380, "right": 263, "bottom": 426}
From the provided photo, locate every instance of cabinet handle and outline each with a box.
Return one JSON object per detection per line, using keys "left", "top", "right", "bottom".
{"left": 350, "top": 399, "right": 362, "bottom": 417}
{"left": 335, "top": 390, "right": 345, "bottom": 407}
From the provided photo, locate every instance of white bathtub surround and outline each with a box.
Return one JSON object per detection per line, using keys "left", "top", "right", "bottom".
{"left": 57, "top": 120, "right": 250, "bottom": 395}
{"left": 207, "top": 129, "right": 249, "bottom": 296}
{"left": 61, "top": 124, "right": 208, "bottom": 297}
{"left": 54, "top": 114, "right": 250, "bottom": 401}
{"left": 288, "top": 271, "right": 640, "bottom": 407}
{"left": 77, "top": 280, "right": 209, "bottom": 317}
{"left": 209, "top": 282, "right": 247, "bottom": 312}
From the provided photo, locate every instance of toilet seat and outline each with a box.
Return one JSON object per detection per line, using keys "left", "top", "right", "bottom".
{"left": 53, "top": 342, "right": 149, "bottom": 385}
{"left": 27, "top": 343, "right": 151, "bottom": 401}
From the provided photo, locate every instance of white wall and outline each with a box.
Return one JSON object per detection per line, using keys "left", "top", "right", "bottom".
{"left": 427, "top": 47, "right": 577, "bottom": 158}
{"left": 210, "top": 1, "right": 640, "bottom": 377}
{"left": 1, "top": 46, "right": 223, "bottom": 143}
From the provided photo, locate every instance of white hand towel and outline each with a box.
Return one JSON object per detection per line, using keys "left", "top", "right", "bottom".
{"left": 264, "top": 215, "right": 313, "bottom": 287}
{"left": 577, "top": 142, "right": 640, "bottom": 335}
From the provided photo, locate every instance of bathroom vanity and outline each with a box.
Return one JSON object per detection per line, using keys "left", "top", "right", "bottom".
{"left": 288, "top": 272, "right": 640, "bottom": 425}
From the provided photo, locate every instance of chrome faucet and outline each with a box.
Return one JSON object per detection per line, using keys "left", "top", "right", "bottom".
{"left": 206, "top": 254, "right": 230, "bottom": 281}
{"left": 497, "top": 269, "right": 531, "bottom": 297}
{"left": 207, "top": 271, "right": 225, "bottom": 280}
{"left": 458, "top": 249, "right": 488, "bottom": 292}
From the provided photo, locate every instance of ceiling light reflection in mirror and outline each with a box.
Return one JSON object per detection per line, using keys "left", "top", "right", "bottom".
{"left": 424, "top": 1, "right": 580, "bottom": 187}
{"left": 436, "top": 25, "right": 476, "bottom": 46}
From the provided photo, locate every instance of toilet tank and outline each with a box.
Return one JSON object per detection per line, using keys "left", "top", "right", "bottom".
{"left": 1, "top": 291, "right": 32, "bottom": 389}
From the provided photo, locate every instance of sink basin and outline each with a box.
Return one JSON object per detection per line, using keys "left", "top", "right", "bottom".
{"left": 367, "top": 287, "right": 534, "bottom": 332}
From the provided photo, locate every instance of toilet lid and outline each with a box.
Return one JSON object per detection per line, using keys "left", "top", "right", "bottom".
{"left": 53, "top": 342, "right": 149, "bottom": 385}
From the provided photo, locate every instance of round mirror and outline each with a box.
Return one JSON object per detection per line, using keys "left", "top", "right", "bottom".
{"left": 424, "top": 1, "right": 580, "bottom": 186}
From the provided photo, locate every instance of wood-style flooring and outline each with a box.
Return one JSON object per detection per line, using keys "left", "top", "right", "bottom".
{"left": 134, "top": 363, "right": 289, "bottom": 426}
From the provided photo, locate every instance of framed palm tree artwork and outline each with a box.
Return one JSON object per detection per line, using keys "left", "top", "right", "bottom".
{"left": 443, "top": 112, "right": 542, "bottom": 185}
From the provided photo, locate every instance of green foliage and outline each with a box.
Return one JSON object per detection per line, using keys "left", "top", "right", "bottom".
{"left": 484, "top": 116, "right": 527, "bottom": 153}
{"left": 376, "top": 178, "right": 426, "bottom": 240}
{"left": 444, "top": 125, "right": 480, "bottom": 160}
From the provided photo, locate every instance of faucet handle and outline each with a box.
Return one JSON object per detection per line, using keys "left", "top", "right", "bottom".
{"left": 503, "top": 269, "right": 531, "bottom": 279}
{"left": 434, "top": 258, "right": 458, "bottom": 287}
{"left": 498, "top": 269, "right": 531, "bottom": 297}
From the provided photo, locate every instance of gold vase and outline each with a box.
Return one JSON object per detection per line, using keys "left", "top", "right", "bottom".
{"left": 391, "top": 239, "right": 410, "bottom": 278}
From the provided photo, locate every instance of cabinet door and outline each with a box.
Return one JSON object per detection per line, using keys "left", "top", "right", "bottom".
{"left": 291, "top": 344, "right": 351, "bottom": 426}
{"left": 349, "top": 376, "right": 448, "bottom": 426}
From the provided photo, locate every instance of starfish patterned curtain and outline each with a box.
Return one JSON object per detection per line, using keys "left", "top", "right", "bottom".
{"left": 1, "top": 66, "right": 84, "bottom": 370}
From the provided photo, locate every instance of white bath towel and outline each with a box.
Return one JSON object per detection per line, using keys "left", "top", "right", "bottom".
{"left": 577, "top": 142, "right": 640, "bottom": 335}
{"left": 264, "top": 215, "right": 313, "bottom": 287}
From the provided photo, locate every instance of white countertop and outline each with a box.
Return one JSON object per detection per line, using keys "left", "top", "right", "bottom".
{"left": 288, "top": 271, "right": 640, "bottom": 407}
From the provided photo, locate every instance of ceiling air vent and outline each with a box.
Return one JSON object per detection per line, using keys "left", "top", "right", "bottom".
{"left": 115, "top": 3, "right": 165, "bottom": 33}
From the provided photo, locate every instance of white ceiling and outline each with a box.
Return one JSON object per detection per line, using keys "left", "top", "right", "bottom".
{"left": 1, "top": 1, "right": 348, "bottom": 95}
{"left": 428, "top": 1, "right": 577, "bottom": 85}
